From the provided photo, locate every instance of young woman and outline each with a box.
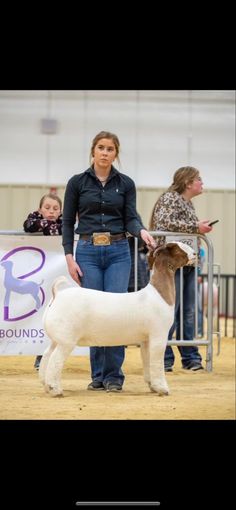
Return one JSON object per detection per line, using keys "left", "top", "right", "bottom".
{"left": 62, "top": 131, "right": 156, "bottom": 392}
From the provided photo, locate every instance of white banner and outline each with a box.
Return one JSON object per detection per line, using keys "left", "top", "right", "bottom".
{"left": 0, "top": 235, "right": 89, "bottom": 356}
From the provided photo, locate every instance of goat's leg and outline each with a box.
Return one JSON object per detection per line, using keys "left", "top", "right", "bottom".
{"left": 140, "top": 341, "right": 150, "bottom": 385}
{"left": 148, "top": 336, "right": 169, "bottom": 395}
{"left": 44, "top": 344, "right": 74, "bottom": 397}
{"left": 38, "top": 341, "right": 57, "bottom": 386}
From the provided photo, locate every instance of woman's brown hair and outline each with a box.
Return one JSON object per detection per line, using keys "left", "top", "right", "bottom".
{"left": 168, "top": 166, "right": 200, "bottom": 194}
{"left": 149, "top": 166, "right": 200, "bottom": 230}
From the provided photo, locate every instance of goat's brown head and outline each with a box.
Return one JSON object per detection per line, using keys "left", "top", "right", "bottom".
{"left": 148, "top": 242, "right": 196, "bottom": 271}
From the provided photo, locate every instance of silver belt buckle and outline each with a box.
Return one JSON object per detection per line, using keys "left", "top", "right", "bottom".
{"left": 92, "top": 232, "right": 111, "bottom": 245}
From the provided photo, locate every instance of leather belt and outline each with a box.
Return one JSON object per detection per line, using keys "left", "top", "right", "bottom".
{"left": 80, "top": 232, "right": 126, "bottom": 244}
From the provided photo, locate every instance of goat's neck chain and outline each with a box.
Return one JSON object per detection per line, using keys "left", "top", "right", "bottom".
{"left": 167, "top": 263, "right": 175, "bottom": 272}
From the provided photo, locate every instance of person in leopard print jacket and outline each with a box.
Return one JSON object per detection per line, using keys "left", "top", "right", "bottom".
{"left": 149, "top": 167, "right": 212, "bottom": 247}
{"left": 149, "top": 166, "right": 213, "bottom": 372}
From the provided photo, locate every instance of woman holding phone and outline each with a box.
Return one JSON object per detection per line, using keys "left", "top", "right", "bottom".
{"left": 149, "top": 166, "right": 214, "bottom": 372}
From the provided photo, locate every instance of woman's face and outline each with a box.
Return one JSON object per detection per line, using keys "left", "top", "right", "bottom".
{"left": 39, "top": 198, "right": 61, "bottom": 221}
{"left": 93, "top": 138, "right": 117, "bottom": 169}
{"left": 187, "top": 175, "right": 203, "bottom": 197}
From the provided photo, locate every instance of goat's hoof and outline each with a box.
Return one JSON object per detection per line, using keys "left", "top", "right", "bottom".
{"left": 49, "top": 385, "right": 63, "bottom": 397}
{"left": 150, "top": 384, "right": 169, "bottom": 396}
{"left": 45, "top": 384, "right": 63, "bottom": 397}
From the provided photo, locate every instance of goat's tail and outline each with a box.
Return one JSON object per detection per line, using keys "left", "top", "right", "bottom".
{"left": 52, "top": 276, "right": 70, "bottom": 300}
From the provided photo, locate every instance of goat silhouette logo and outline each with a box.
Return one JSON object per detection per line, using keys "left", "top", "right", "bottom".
{"left": 0, "top": 246, "right": 45, "bottom": 322}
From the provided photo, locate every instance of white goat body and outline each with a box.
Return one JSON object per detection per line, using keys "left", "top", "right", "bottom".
{"left": 39, "top": 241, "right": 196, "bottom": 397}
{"left": 44, "top": 283, "right": 172, "bottom": 347}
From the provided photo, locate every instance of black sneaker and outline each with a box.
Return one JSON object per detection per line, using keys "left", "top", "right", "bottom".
{"left": 34, "top": 355, "right": 42, "bottom": 371}
{"left": 183, "top": 363, "right": 204, "bottom": 371}
{"left": 87, "top": 381, "right": 104, "bottom": 391}
{"left": 189, "top": 364, "right": 204, "bottom": 371}
{"left": 105, "top": 382, "right": 122, "bottom": 392}
{"left": 165, "top": 366, "right": 173, "bottom": 372}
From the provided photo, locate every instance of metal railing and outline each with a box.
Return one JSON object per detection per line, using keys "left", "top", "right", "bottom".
{"left": 199, "top": 273, "right": 236, "bottom": 339}
{"left": 0, "top": 230, "right": 222, "bottom": 370}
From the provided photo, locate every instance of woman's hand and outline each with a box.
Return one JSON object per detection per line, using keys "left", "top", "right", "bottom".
{"left": 140, "top": 229, "right": 157, "bottom": 249}
{"left": 65, "top": 254, "right": 83, "bottom": 285}
{"left": 197, "top": 220, "right": 213, "bottom": 234}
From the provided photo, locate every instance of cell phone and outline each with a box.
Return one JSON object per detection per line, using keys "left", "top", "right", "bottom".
{"left": 208, "top": 220, "right": 219, "bottom": 226}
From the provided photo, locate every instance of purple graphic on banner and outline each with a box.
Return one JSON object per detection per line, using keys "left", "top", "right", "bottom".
{"left": 0, "top": 246, "right": 45, "bottom": 321}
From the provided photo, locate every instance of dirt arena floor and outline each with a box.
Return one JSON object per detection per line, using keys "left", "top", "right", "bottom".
{"left": 0, "top": 334, "right": 235, "bottom": 420}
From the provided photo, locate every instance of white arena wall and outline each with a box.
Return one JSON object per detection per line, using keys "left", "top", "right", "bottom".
{"left": 0, "top": 90, "right": 235, "bottom": 273}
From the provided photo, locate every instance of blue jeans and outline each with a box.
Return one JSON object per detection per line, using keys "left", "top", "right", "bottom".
{"left": 75, "top": 238, "right": 131, "bottom": 386}
{"left": 165, "top": 266, "right": 202, "bottom": 368}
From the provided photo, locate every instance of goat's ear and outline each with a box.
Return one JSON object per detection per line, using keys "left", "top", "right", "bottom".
{"left": 147, "top": 244, "right": 166, "bottom": 269}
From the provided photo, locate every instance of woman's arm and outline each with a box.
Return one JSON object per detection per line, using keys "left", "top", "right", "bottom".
{"left": 124, "top": 181, "right": 156, "bottom": 247}
{"left": 62, "top": 177, "right": 79, "bottom": 255}
{"left": 65, "top": 254, "right": 83, "bottom": 285}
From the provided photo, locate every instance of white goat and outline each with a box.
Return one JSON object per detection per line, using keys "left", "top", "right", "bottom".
{"left": 39, "top": 241, "right": 196, "bottom": 397}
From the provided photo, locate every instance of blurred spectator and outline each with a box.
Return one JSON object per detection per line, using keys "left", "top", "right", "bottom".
{"left": 23, "top": 193, "right": 62, "bottom": 370}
